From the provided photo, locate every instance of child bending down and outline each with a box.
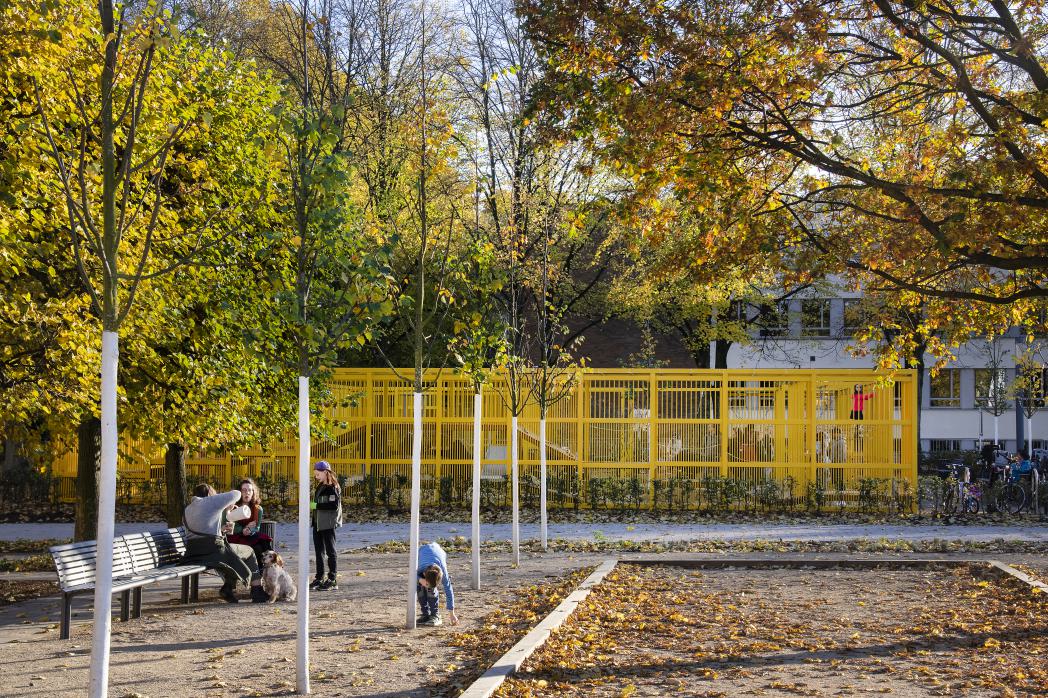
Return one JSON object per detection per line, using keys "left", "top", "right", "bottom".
{"left": 416, "top": 542, "right": 459, "bottom": 627}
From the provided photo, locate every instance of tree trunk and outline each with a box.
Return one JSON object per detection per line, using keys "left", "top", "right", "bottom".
{"left": 471, "top": 389, "right": 482, "bottom": 590}
{"left": 540, "top": 415, "right": 548, "bottom": 551}
{"left": 686, "top": 341, "right": 710, "bottom": 369}
{"left": 511, "top": 415, "right": 519, "bottom": 565}
{"left": 406, "top": 391, "right": 423, "bottom": 628}
{"left": 164, "top": 443, "right": 187, "bottom": 528}
{"left": 297, "top": 375, "right": 311, "bottom": 695}
{"left": 3, "top": 438, "right": 20, "bottom": 472}
{"left": 74, "top": 416, "right": 101, "bottom": 542}
{"left": 714, "top": 340, "right": 732, "bottom": 369}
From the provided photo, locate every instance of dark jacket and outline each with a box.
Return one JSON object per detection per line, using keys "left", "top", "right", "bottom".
{"left": 312, "top": 484, "right": 342, "bottom": 531}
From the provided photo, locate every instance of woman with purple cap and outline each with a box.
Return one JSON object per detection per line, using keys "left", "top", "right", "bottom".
{"left": 309, "top": 461, "right": 342, "bottom": 591}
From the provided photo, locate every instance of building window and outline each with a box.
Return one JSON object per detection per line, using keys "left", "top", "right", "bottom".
{"left": 730, "top": 301, "right": 757, "bottom": 324}
{"left": 801, "top": 299, "right": 831, "bottom": 337}
{"left": 758, "top": 301, "right": 791, "bottom": 337}
{"left": 929, "top": 439, "right": 962, "bottom": 452}
{"left": 974, "top": 368, "right": 1009, "bottom": 411}
{"left": 842, "top": 299, "right": 864, "bottom": 334}
{"left": 929, "top": 369, "right": 961, "bottom": 407}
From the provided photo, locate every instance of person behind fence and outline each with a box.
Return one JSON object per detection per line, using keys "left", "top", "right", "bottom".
{"left": 181, "top": 483, "right": 268, "bottom": 603}
{"left": 416, "top": 541, "right": 459, "bottom": 627}
{"left": 226, "top": 477, "right": 273, "bottom": 565}
{"left": 851, "top": 385, "right": 873, "bottom": 419}
{"left": 310, "top": 461, "right": 342, "bottom": 591}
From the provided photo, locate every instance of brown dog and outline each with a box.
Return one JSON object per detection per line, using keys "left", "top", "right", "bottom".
{"left": 260, "top": 551, "right": 297, "bottom": 602}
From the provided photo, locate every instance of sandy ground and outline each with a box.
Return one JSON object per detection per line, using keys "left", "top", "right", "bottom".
{"left": 501, "top": 565, "right": 1048, "bottom": 697}
{"left": 0, "top": 548, "right": 607, "bottom": 698}
{"left": 2, "top": 530, "right": 1047, "bottom": 697}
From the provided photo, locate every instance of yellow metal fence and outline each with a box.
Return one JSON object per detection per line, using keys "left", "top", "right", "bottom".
{"left": 52, "top": 369, "right": 917, "bottom": 511}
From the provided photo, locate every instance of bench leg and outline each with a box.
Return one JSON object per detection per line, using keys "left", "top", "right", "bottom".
{"left": 120, "top": 590, "right": 130, "bottom": 622}
{"left": 61, "top": 593, "right": 72, "bottom": 640}
{"left": 132, "top": 587, "right": 143, "bottom": 618}
{"left": 181, "top": 576, "right": 190, "bottom": 604}
{"left": 190, "top": 573, "right": 199, "bottom": 602}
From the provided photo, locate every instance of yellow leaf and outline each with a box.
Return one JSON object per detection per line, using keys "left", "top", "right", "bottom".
{"left": 620, "top": 685, "right": 637, "bottom": 698}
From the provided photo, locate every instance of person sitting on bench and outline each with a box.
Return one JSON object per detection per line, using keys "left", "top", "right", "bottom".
{"left": 181, "top": 483, "right": 268, "bottom": 603}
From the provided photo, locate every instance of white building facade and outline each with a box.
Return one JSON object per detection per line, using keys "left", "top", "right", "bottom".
{"left": 725, "top": 295, "right": 1046, "bottom": 455}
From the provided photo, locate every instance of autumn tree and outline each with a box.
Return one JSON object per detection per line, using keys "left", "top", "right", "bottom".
{"left": 522, "top": 0, "right": 1048, "bottom": 367}
{"left": 17, "top": 0, "right": 283, "bottom": 694}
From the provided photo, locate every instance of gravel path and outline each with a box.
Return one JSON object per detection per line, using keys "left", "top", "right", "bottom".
{"left": 4, "top": 520, "right": 1048, "bottom": 547}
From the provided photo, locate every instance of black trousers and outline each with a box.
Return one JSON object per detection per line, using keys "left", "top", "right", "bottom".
{"left": 312, "top": 527, "right": 337, "bottom": 579}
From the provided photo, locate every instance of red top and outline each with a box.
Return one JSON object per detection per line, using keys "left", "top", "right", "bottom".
{"left": 852, "top": 392, "right": 874, "bottom": 411}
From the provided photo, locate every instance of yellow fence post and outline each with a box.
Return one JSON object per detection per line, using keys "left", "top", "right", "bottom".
{"left": 719, "top": 372, "right": 729, "bottom": 478}
{"left": 435, "top": 374, "right": 443, "bottom": 504}
{"left": 648, "top": 372, "right": 657, "bottom": 508}
{"left": 365, "top": 370, "right": 372, "bottom": 488}
{"left": 808, "top": 373, "right": 817, "bottom": 489}
{"left": 578, "top": 375, "right": 586, "bottom": 508}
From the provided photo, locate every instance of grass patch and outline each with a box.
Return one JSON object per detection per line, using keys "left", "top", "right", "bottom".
{"left": 354, "top": 536, "right": 1048, "bottom": 556}
{"left": 0, "top": 554, "right": 55, "bottom": 573}
{"left": 0, "top": 539, "right": 69, "bottom": 554}
{"left": 0, "top": 579, "right": 58, "bottom": 606}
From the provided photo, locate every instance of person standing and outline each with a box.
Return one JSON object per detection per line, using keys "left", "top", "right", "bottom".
{"left": 310, "top": 461, "right": 342, "bottom": 591}
{"left": 851, "top": 384, "right": 874, "bottom": 420}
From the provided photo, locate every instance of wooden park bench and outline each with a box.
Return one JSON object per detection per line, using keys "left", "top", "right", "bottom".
{"left": 49, "top": 528, "right": 207, "bottom": 640}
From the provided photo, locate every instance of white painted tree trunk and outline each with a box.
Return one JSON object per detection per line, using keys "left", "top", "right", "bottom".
{"left": 511, "top": 415, "right": 519, "bottom": 566}
{"left": 471, "top": 390, "right": 482, "bottom": 590}
{"left": 406, "top": 392, "right": 423, "bottom": 628}
{"left": 297, "top": 376, "right": 311, "bottom": 695}
{"left": 1028, "top": 416, "right": 1033, "bottom": 455}
{"left": 88, "top": 331, "right": 118, "bottom": 698}
{"left": 994, "top": 415, "right": 1000, "bottom": 447}
{"left": 540, "top": 416, "right": 547, "bottom": 551}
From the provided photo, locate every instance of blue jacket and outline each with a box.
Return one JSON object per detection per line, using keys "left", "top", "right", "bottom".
{"left": 417, "top": 542, "right": 455, "bottom": 610}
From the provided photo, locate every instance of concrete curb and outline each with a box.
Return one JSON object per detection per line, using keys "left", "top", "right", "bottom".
{"left": 622, "top": 556, "right": 976, "bottom": 570}
{"left": 986, "top": 560, "right": 1048, "bottom": 594}
{"left": 458, "top": 558, "right": 618, "bottom": 698}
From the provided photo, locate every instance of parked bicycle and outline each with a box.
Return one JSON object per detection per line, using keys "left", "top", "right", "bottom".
{"left": 938, "top": 464, "right": 982, "bottom": 514}
{"left": 988, "top": 460, "right": 1027, "bottom": 514}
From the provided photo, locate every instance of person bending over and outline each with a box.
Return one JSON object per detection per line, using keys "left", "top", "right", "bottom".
{"left": 416, "top": 541, "right": 459, "bottom": 627}
{"left": 181, "top": 483, "right": 268, "bottom": 603}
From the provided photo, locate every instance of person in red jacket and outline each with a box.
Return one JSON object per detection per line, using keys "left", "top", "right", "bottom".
{"left": 851, "top": 385, "right": 874, "bottom": 420}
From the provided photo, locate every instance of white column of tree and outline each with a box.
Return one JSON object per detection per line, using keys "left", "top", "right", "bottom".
{"left": 449, "top": 247, "right": 508, "bottom": 588}
{"left": 363, "top": 0, "right": 468, "bottom": 628}
{"left": 530, "top": 224, "right": 585, "bottom": 552}
{"left": 260, "top": 2, "right": 392, "bottom": 691}
{"left": 978, "top": 337, "right": 1011, "bottom": 449}
{"left": 32, "top": 4, "right": 237, "bottom": 695}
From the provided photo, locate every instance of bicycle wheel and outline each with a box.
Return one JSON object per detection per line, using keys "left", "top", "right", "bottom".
{"left": 998, "top": 484, "right": 1026, "bottom": 514}
{"left": 962, "top": 495, "right": 980, "bottom": 514}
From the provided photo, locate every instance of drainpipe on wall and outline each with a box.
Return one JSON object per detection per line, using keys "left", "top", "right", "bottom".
{"left": 1016, "top": 391, "right": 1026, "bottom": 454}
